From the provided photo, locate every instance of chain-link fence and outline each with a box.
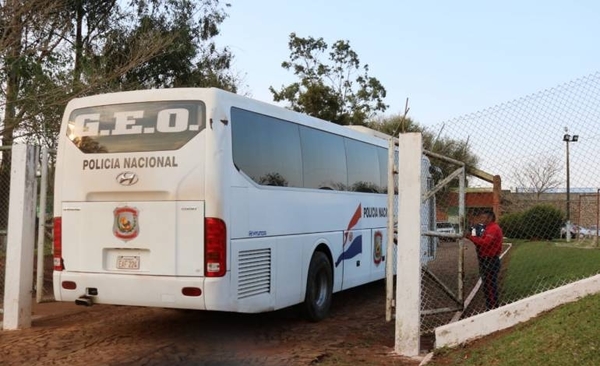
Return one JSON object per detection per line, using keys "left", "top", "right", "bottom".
{"left": 414, "top": 72, "right": 600, "bottom": 339}
{"left": 419, "top": 152, "right": 469, "bottom": 334}
{"left": 0, "top": 146, "right": 12, "bottom": 310}
{"left": 0, "top": 146, "right": 55, "bottom": 311}
{"left": 385, "top": 140, "right": 399, "bottom": 321}
{"left": 36, "top": 148, "right": 56, "bottom": 303}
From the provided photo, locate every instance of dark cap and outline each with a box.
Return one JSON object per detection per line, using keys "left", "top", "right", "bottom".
{"left": 481, "top": 209, "right": 496, "bottom": 221}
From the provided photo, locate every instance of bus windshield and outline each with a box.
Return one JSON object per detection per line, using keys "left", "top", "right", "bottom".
{"left": 66, "top": 101, "right": 205, "bottom": 154}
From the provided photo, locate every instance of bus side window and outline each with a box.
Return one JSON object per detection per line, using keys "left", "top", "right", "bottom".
{"left": 231, "top": 108, "right": 302, "bottom": 188}
{"left": 345, "top": 138, "right": 380, "bottom": 193}
{"left": 300, "top": 126, "right": 347, "bottom": 191}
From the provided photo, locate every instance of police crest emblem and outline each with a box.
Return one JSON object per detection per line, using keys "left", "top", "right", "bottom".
{"left": 373, "top": 231, "right": 383, "bottom": 266}
{"left": 113, "top": 206, "right": 139, "bottom": 240}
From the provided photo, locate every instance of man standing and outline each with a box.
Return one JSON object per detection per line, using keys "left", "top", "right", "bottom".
{"left": 466, "top": 210, "right": 503, "bottom": 310}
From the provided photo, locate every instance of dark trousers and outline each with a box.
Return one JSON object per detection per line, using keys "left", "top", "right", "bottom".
{"left": 478, "top": 256, "right": 501, "bottom": 310}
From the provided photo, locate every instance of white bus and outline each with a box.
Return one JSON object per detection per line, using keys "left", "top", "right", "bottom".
{"left": 53, "top": 88, "right": 436, "bottom": 321}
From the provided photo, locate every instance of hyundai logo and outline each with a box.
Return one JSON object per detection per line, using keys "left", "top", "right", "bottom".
{"left": 116, "top": 171, "right": 139, "bottom": 186}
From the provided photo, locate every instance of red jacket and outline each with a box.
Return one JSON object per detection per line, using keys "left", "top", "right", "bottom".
{"left": 470, "top": 221, "right": 503, "bottom": 257}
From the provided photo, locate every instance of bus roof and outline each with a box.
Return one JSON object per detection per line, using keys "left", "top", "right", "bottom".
{"left": 65, "top": 87, "right": 392, "bottom": 148}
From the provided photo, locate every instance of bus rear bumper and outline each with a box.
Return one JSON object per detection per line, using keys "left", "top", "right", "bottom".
{"left": 53, "top": 271, "right": 209, "bottom": 310}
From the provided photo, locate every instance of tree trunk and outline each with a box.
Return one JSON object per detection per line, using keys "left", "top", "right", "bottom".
{"left": 1, "top": 0, "right": 24, "bottom": 231}
{"left": 73, "top": 0, "right": 84, "bottom": 84}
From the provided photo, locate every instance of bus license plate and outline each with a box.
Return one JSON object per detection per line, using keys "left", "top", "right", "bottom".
{"left": 117, "top": 255, "right": 140, "bottom": 270}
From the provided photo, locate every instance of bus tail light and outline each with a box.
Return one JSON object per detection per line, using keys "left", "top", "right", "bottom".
{"left": 53, "top": 217, "right": 64, "bottom": 271}
{"left": 205, "top": 217, "right": 226, "bottom": 277}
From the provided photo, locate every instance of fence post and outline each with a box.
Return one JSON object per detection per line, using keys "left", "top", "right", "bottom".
{"left": 458, "top": 167, "right": 466, "bottom": 305}
{"left": 493, "top": 175, "right": 502, "bottom": 220}
{"left": 36, "top": 147, "right": 49, "bottom": 303}
{"left": 395, "top": 133, "right": 422, "bottom": 356}
{"left": 386, "top": 137, "right": 397, "bottom": 322}
{"left": 2, "top": 144, "right": 37, "bottom": 330}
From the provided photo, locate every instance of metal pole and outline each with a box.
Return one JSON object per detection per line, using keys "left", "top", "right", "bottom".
{"left": 596, "top": 188, "right": 599, "bottom": 239}
{"left": 385, "top": 138, "right": 396, "bottom": 322}
{"left": 493, "top": 175, "right": 502, "bottom": 221}
{"left": 566, "top": 140, "right": 571, "bottom": 242}
{"left": 578, "top": 195, "right": 582, "bottom": 228}
{"left": 457, "top": 167, "right": 465, "bottom": 306}
{"left": 36, "top": 148, "right": 49, "bottom": 303}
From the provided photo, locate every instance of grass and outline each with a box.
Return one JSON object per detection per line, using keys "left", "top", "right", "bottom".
{"left": 430, "top": 291, "right": 600, "bottom": 366}
{"left": 502, "top": 239, "right": 600, "bottom": 302}
{"left": 426, "top": 240, "right": 600, "bottom": 365}
{"left": 307, "top": 240, "right": 600, "bottom": 366}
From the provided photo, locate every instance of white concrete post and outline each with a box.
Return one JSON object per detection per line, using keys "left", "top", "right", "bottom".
{"left": 3, "top": 144, "right": 37, "bottom": 330}
{"left": 395, "top": 133, "right": 422, "bottom": 356}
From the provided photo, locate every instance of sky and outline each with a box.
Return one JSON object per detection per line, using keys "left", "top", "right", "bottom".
{"left": 216, "top": 0, "right": 600, "bottom": 126}
{"left": 216, "top": 1, "right": 600, "bottom": 190}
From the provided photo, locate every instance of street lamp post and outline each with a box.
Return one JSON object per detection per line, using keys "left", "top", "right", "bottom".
{"left": 597, "top": 188, "right": 600, "bottom": 240}
{"left": 563, "top": 130, "right": 578, "bottom": 242}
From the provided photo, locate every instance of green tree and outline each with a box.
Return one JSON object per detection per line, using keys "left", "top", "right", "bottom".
{"left": 0, "top": 0, "right": 70, "bottom": 148}
{"left": 67, "top": 0, "right": 118, "bottom": 85}
{"left": 270, "top": 33, "right": 387, "bottom": 125}
{"left": 368, "top": 114, "right": 479, "bottom": 174}
{"left": 0, "top": 0, "right": 71, "bottom": 229}
{"left": 367, "top": 113, "right": 422, "bottom": 135}
{"left": 97, "top": 0, "right": 238, "bottom": 92}
{"left": 1, "top": 0, "right": 239, "bottom": 148}
{"left": 500, "top": 205, "right": 564, "bottom": 240}
{"left": 0, "top": 0, "right": 239, "bottom": 229}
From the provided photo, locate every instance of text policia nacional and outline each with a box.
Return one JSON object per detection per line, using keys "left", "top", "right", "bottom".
{"left": 83, "top": 156, "right": 178, "bottom": 170}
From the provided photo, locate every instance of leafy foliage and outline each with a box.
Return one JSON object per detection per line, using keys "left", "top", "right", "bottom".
{"left": 270, "top": 33, "right": 387, "bottom": 125}
{"left": 367, "top": 113, "right": 423, "bottom": 135}
{"left": 498, "top": 211, "right": 525, "bottom": 239}
{"left": 97, "top": 0, "right": 238, "bottom": 92}
{"left": 368, "top": 114, "right": 480, "bottom": 179}
{"left": 0, "top": 0, "right": 240, "bottom": 148}
{"left": 500, "top": 204, "right": 564, "bottom": 240}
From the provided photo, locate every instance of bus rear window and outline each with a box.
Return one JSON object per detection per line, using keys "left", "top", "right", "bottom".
{"left": 66, "top": 101, "right": 205, "bottom": 153}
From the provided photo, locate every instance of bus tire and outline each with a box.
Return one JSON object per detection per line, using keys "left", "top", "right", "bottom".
{"left": 303, "top": 251, "right": 333, "bottom": 322}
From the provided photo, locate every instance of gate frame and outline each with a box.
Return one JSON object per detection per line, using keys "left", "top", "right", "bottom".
{"left": 385, "top": 136, "right": 467, "bottom": 320}
{"left": 386, "top": 133, "right": 467, "bottom": 356}
{"left": 386, "top": 133, "right": 503, "bottom": 356}
{"left": 35, "top": 147, "right": 51, "bottom": 303}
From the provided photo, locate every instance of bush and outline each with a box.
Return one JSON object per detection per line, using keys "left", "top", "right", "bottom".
{"left": 499, "top": 204, "right": 564, "bottom": 240}
{"left": 499, "top": 212, "right": 525, "bottom": 238}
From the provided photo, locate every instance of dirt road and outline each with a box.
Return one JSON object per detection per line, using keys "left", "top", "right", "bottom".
{"left": 0, "top": 281, "right": 420, "bottom": 366}
{"left": 1, "top": 240, "right": 494, "bottom": 365}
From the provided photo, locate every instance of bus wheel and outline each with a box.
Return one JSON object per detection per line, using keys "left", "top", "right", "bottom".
{"left": 303, "top": 251, "right": 333, "bottom": 322}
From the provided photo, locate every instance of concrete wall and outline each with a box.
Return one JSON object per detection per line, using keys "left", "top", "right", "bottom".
{"left": 435, "top": 274, "right": 600, "bottom": 348}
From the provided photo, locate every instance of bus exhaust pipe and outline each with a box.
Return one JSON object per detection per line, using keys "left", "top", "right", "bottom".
{"left": 75, "top": 296, "right": 93, "bottom": 307}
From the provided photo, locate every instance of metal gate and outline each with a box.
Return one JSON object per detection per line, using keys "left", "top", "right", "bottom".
{"left": 385, "top": 137, "right": 467, "bottom": 327}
